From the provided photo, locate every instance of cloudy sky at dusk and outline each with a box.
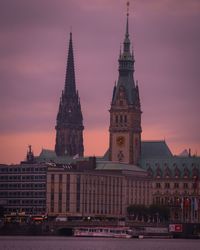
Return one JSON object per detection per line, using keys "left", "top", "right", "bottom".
{"left": 0, "top": 0, "right": 199, "bottom": 164}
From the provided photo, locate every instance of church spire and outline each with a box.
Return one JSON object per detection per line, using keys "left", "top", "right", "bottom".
{"left": 55, "top": 32, "right": 84, "bottom": 157}
{"left": 64, "top": 32, "right": 76, "bottom": 96}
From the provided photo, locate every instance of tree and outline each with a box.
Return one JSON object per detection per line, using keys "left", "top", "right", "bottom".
{"left": 148, "top": 204, "right": 170, "bottom": 222}
{"left": 127, "top": 205, "right": 148, "bottom": 222}
{"left": 127, "top": 204, "right": 170, "bottom": 223}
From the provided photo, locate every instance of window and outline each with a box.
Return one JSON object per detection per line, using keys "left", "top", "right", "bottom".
{"left": 76, "top": 175, "right": 81, "bottom": 213}
{"left": 165, "top": 183, "right": 170, "bottom": 189}
{"left": 156, "top": 183, "right": 161, "bottom": 188}
{"left": 174, "top": 183, "right": 179, "bottom": 188}
{"left": 155, "top": 197, "right": 160, "bottom": 204}
{"left": 183, "top": 183, "right": 188, "bottom": 189}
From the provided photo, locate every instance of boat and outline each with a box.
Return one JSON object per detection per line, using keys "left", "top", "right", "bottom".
{"left": 74, "top": 227, "right": 132, "bottom": 238}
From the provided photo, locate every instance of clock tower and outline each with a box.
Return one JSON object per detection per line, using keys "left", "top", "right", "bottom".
{"left": 109, "top": 3, "right": 142, "bottom": 165}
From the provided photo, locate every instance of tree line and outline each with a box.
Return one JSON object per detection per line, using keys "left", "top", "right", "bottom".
{"left": 127, "top": 204, "right": 170, "bottom": 223}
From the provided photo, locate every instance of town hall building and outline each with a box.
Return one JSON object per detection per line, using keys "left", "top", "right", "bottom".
{"left": 0, "top": 3, "right": 199, "bottom": 223}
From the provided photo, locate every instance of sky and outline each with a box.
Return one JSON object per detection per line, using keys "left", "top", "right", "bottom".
{"left": 0, "top": 0, "right": 199, "bottom": 164}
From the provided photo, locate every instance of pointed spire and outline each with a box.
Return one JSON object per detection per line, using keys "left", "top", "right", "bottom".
{"left": 123, "top": 2, "right": 131, "bottom": 53}
{"left": 64, "top": 32, "right": 76, "bottom": 96}
{"left": 126, "top": 1, "right": 130, "bottom": 38}
{"left": 55, "top": 31, "right": 84, "bottom": 157}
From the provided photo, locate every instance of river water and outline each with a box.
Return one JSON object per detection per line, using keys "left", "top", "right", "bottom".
{"left": 0, "top": 236, "right": 199, "bottom": 250}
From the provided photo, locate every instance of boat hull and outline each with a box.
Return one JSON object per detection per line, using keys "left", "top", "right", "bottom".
{"left": 74, "top": 227, "right": 132, "bottom": 238}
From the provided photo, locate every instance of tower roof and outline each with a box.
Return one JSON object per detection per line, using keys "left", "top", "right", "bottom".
{"left": 65, "top": 32, "right": 76, "bottom": 96}
{"left": 141, "top": 141, "right": 173, "bottom": 159}
{"left": 123, "top": 1, "right": 131, "bottom": 54}
{"left": 56, "top": 32, "right": 83, "bottom": 128}
{"left": 112, "top": 2, "right": 139, "bottom": 106}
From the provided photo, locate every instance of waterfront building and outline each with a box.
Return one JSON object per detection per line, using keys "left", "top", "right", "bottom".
{"left": 105, "top": 4, "right": 200, "bottom": 223}
{"left": 140, "top": 142, "right": 200, "bottom": 223}
{"left": 46, "top": 158, "right": 152, "bottom": 218}
{"left": 0, "top": 146, "right": 47, "bottom": 215}
{"left": 45, "top": 3, "right": 151, "bottom": 219}
{"left": 1, "top": 3, "right": 199, "bottom": 225}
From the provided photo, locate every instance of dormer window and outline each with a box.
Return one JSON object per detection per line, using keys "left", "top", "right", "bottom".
{"left": 156, "top": 166, "right": 162, "bottom": 178}
{"left": 147, "top": 166, "right": 153, "bottom": 178}
{"left": 164, "top": 166, "right": 171, "bottom": 178}
{"left": 174, "top": 166, "right": 181, "bottom": 178}
{"left": 183, "top": 167, "right": 190, "bottom": 178}
{"left": 192, "top": 166, "right": 199, "bottom": 178}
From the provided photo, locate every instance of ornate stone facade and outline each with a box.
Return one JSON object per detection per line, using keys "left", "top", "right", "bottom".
{"left": 141, "top": 152, "right": 200, "bottom": 223}
{"left": 109, "top": 10, "right": 142, "bottom": 165}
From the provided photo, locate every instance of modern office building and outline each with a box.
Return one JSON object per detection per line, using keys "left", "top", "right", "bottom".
{"left": 0, "top": 146, "right": 47, "bottom": 215}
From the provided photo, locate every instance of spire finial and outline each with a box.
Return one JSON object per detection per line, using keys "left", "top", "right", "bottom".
{"left": 127, "top": 1, "right": 130, "bottom": 17}
{"left": 126, "top": 1, "right": 130, "bottom": 37}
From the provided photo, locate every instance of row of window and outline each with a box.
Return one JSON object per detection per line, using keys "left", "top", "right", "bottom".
{"left": 155, "top": 182, "right": 197, "bottom": 189}
{"left": 8, "top": 199, "right": 45, "bottom": 205}
{"left": 0, "top": 183, "right": 46, "bottom": 189}
{"left": 0, "top": 191, "right": 46, "bottom": 197}
{"left": 115, "top": 115, "right": 127, "bottom": 124}
{"left": 0, "top": 167, "right": 46, "bottom": 173}
{"left": 0, "top": 175, "right": 46, "bottom": 180}
{"left": 5, "top": 208, "right": 46, "bottom": 214}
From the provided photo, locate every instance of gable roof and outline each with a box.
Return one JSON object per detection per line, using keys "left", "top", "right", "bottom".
{"left": 140, "top": 155, "right": 200, "bottom": 177}
{"left": 141, "top": 140, "right": 173, "bottom": 159}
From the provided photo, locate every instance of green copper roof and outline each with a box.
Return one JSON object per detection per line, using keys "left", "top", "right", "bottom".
{"left": 102, "top": 141, "right": 173, "bottom": 162}
{"left": 140, "top": 156, "right": 200, "bottom": 177}
{"left": 96, "top": 161, "right": 146, "bottom": 172}
{"left": 141, "top": 140, "right": 173, "bottom": 159}
{"left": 36, "top": 149, "right": 77, "bottom": 164}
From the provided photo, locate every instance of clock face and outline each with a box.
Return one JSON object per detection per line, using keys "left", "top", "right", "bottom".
{"left": 116, "top": 136, "right": 125, "bottom": 146}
